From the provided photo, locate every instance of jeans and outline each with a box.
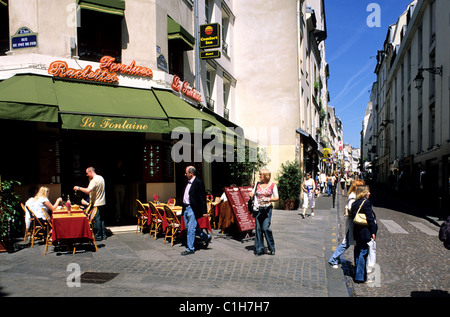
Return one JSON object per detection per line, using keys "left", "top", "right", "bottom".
{"left": 254, "top": 207, "right": 275, "bottom": 254}
{"left": 94, "top": 205, "right": 107, "bottom": 240}
{"left": 184, "top": 205, "right": 209, "bottom": 251}
{"left": 328, "top": 231, "right": 350, "bottom": 265}
{"left": 354, "top": 243, "right": 369, "bottom": 282}
{"left": 327, "top": 182, "right": 332, "bottom": 195}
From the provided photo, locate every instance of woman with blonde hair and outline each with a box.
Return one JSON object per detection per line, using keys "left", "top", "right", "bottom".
{"left": 249, "top": 168, "right": 279, "bottom": 256}
{"left": 328, "top": 179, "right": 365, "bottom": 268}
{"left": 351, "top": 185, "right": 378, "bottom": 283}
{"left": 28, "top": 186, "right": 62, "bottom": 221}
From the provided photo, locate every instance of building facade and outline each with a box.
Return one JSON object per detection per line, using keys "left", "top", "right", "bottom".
{"left": 233, "top": 0, "right": 332, "bottom": 179}
{"left": 368, "top": 0, "right": 449, "bottom": 215}
{"left": 0, "top": 0, "right": 242, "bottom": 222}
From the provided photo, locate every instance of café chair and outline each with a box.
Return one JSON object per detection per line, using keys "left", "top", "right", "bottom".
{"left": 25, "top": 205, "right": 46, "bottom": 248}
{"left": 148, "top": 201, "right": 162, "bottom": 240}
{"left": 42, "top": 209, "right": 53, "bottom": 255}
{"left": 163, "top": 204, "right": 181, "bottom": 247}
{"left": 136, "top": 199, "right": 149, "bottom": 234}
{"left": 20, "top": 203, "right": 33, "bottom": 243}
{"left": 84, "top": 204, "right": 93, "bottom": 217}
{"left": 86, "top": 207, "right": 98, "bottom": 253}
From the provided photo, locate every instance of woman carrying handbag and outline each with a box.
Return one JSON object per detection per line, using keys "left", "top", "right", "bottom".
{"left": 249, "top": 168, "right": 279, "bottom": 256}
{"left": 351, "top": 185, "right": 378, "bottom": 283}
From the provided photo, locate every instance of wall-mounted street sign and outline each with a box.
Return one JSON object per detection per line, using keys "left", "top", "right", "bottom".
{"left": 11, "top": 27, "right": 37, "bottom": 49}
{"left": 200, "top": 50, "right": 221, "bottom": 60}
{"left": 199, "top": 23, "right": 220, "bottom": 49}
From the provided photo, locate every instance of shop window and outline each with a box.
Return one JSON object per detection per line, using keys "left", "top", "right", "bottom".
{"left": 0, "top": 0, "right": 9, "bottom": 55}
{"left": 77, "top": 9, "right": 122, "bottom": 62}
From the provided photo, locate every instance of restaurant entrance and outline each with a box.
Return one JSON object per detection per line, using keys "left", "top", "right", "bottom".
{"left": 59, "top": 130, "right": 145, "bottom": 225}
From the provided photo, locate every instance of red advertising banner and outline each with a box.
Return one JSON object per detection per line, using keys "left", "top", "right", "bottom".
{"left": 223, "top": 186, "right": 255, "bottom": 232}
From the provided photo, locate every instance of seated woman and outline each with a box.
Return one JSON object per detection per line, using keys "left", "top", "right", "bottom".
{"left": 28, "top": 186, "right": 62, "bottom": 221}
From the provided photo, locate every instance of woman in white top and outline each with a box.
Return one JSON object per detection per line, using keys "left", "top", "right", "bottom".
{"left": 28, "top": 186, "right": 62, "bottom": 221}
{"left": 301, "top": 172, "right": 316, "bottom": 218}
{"left": 328, "top": 179, "right": 365, "bottom": 268}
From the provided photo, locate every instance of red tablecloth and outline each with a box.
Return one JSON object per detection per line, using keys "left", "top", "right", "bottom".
{"left": 51, "top": 213, "right": 93, "bottom": 246}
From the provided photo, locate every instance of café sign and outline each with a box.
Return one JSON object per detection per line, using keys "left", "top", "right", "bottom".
{"left": 171, "top": 75, "right": 202, "bottom": 103}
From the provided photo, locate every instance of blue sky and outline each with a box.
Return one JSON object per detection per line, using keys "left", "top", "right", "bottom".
{"left": 325, "top": 0, "right": 414, "bottom": 148}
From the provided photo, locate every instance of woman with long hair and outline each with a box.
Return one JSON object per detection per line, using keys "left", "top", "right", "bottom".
{"left": 28, "top": 186, "right": 62, "bottom": 221}
{"left": 351, "top": 185, "right": 378, "bottom": 283}
{"left": 328, "top": 179, "right": 365, "bottom": 268}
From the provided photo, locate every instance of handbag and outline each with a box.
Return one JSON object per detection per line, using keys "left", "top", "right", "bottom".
{"left": 353, "top": 199, "right": 368, "bottom": 226}
{"left": 248, "top": 182, "right": 259, "bottom": 218}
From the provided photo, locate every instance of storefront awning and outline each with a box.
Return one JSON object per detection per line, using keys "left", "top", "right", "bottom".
{"left": 0, "top": 74, "right": 242, "bottom": 137}
{"left": 152, "top": 88, "right": 215, "bottom": 132}
{"left": 296, "top": 128, "right": 318, "bottom": 150}
{"left": 167, "top": 16, "right": 195, "bottom": 51}
{"left": 0, "top": 74, "right": 59, "bottom": 123}
{"left": 54, "top": 80, "right": 169, "bottom": 133}
{"left": 77, "top": 0, "right": 125, "bottom": 16}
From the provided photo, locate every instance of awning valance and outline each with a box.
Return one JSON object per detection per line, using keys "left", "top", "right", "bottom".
{"left": 77, "top": 0, "right": 125, "bottom": 16}
{"left": 167, "top": 16, "right": 195, "bottom": 51}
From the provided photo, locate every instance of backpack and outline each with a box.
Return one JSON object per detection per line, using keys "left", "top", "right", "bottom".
{"left": 438, "top": 216, "right": 450, "bottom": 250}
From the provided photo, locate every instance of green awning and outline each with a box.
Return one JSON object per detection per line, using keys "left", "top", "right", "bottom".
{"left": 0, "top": 74, "right": 241, "bottom": 138}
{"left": 152, "top": 88, "right": 214, "bottom": 133}
{"left": 167, "top": 16, "right": 195, "bottom": 50}
{"left": 77, "top": 0, "right": 125, "bottom": 16}
{"left": 0, "top": 74, "right": 59, "bottom": 123}
{"left": 53, "top": 80, "right": 169, "bottom": 133}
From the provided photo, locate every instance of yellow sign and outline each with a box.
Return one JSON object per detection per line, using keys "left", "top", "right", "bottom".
{"left": 323, "top": 148, "right": 331, "bottom": 158}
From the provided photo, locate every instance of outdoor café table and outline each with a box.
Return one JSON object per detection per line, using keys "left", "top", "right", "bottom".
{"left": 51, "top": 212, "right": 94, "bottom": 250}
{"left": 157, "top": 205, "right": 212, "bottom": 233}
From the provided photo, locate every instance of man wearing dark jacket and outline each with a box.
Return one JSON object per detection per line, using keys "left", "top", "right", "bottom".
{"left": 181, "top": 166, "right": 211, "bottom": 255}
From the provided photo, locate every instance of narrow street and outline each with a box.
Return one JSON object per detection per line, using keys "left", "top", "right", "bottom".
{"left": 334, "top": 185, "right": 449, "bottom": 297}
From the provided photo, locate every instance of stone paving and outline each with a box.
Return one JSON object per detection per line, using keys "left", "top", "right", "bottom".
{"left": 0, "top": 194, "right": 348, "bottom": 298}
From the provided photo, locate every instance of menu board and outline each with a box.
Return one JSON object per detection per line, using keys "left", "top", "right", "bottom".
{"left": 224, "top": 186, "right": 255, "bottom": 232}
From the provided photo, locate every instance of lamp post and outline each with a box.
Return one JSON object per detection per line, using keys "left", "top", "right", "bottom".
{"left": 413, "top": 66, "right": 443, "bottom": 89}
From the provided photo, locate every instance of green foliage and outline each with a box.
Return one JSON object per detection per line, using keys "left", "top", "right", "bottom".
{"left": 276, "top": 161, "right": 303, "bottom": 201}
{"left": 228, "top": 147, "right": 270, "bottom": 186}
{"left": 0, "top": 179, "right": 22, "bottom": 239}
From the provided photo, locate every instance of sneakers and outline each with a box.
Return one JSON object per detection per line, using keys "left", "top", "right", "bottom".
{"left": 204, "top": 235, "right": 212, "bottom": 248}
{"left": 328, "top": 262, "right": 339, "bottom": 269}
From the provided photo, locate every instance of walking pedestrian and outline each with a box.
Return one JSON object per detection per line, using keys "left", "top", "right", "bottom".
{"left": 328, "top": 179, "right": 365, "bottom": 268}
{"left": 339, "top": 172, "right": 346, "bottom": 196}
{"left": 74, "top": 167, "right": 107, "bottom": 241}
{"left": 351, "top": 185, "right": 378, "bottom": 283}
{"left": 301, "top": 172, "right": 316, "bottom": 218}
{"left": 250, "top": 168, "right": 278, "bottom": 256}
{"left": 181, "top": 166, "right": 211, "bottom": 256}
{"left": 319, "top": 171, "right": 326, "bottom": 194}
{"left": 326, "top": 173, "right": 333, "bottom": 196}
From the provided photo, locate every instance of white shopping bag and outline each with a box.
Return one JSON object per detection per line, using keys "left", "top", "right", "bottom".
{"left": 367, "top": 240, "right": 376, "bottom": 273}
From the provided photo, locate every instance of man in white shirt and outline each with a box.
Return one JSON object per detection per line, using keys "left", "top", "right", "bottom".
{"left": 74, "top": 167, "right": 106, "bottom": 241}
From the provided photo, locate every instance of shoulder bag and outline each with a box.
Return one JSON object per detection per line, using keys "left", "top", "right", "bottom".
{"left": 248, "top": 182, "right": 259, "bottom": 218}
{"left": 353, "top": 199, "right": 368, "bottom": 226}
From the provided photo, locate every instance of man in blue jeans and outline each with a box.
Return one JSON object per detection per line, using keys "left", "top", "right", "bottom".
{"left": 181, "top": 166, "right": 211, "bottom": 256}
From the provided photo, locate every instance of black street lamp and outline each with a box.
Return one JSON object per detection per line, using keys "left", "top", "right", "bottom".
{"left": 413, "top": 66, "right": 443, "bottom": 89}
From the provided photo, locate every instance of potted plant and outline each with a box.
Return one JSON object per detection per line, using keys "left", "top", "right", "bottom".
{"left": 276, "top": 161, "right": 303, "bottom": 210}
{"left": 0, "top": 179, "right": 22, "bottom": 252}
